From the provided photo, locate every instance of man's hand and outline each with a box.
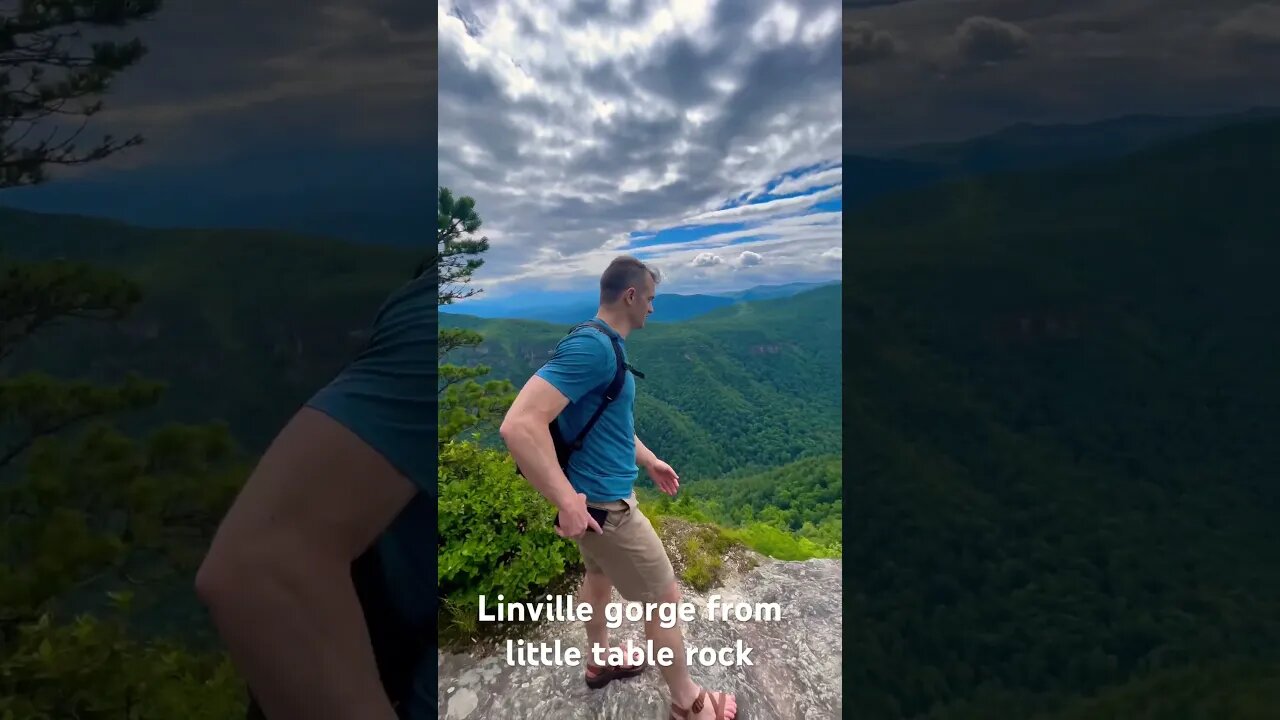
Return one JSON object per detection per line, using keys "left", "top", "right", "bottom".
{"left": 555, "top": 492, "right": 604, "bottom": 539}
{"left": 645, "top": 458, "right": 680, "bottom": 496}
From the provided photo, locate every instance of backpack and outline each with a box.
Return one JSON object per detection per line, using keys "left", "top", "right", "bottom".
{"left": 517, "top": 319, "right": 641, "bottom": 477}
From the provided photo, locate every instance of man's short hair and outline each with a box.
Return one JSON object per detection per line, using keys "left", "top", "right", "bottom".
{"left": 600, "top": 255, "right": 660, "bottom": 304}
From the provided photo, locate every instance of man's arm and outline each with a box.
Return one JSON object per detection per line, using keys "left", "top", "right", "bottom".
{"left": 501, "top": 333, "right": 612, "bottom": 534}
{"left": 635, "top": 434, "right": 658, "bottom": 471}
{"left": 195, "top": 410, "right": 416, "bottom": 720}
{"left": 500, "top": 375, "right": 579, "bottom": 510}
{"left": 636, "top": 433, "right": 680, "bottom": 495}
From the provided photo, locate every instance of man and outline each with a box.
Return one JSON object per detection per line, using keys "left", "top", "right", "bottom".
{"left": 500, "top": 256, "right": 739, "bottom": 720}
{"left": 195, "top": 271, "right": 435, "bottom": 720}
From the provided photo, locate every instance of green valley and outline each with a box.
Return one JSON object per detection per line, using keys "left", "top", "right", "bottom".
{"left": 0, "top": 208, "right": 422, "bottom": 452}
{"left": 442, "top": 285, "right": 842, "bottom": 480}
{"left": 837, "top": 117, "right": 1280, "bottom": 717}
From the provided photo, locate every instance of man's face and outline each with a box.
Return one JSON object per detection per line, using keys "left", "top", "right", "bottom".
{"left": 629, "top": 276, "right": 656, "bottom": 328}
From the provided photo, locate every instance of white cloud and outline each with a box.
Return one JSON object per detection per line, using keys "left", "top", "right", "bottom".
{"left": 679, "top": 183, "right": 842, "bottom": 226}
{"left": 693, "top": 252, "right": 725, "bottom": 266}
{"left": 763, "top": 164, "right": 842, "bottom": 198}
{"left": 438, "top": 0, "right": 842, "bottom": 297}
{"left": 750, "top": 3, "right": 803, "bottom": 48}
{"left": 737, "top": 250, "right": 764, "bottom": 266}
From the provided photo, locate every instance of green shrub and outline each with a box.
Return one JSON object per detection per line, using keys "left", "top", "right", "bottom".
{"left": 437, "top": 440, "right": 579, "bottom": 639}
{"left": 0, "top": 598, "right": 245, "bottom": 719}
{"left": 0, "top": 421, "right": 250, "bottom": 717}
{"left": 680, "top": 536, "right": 723, "bottom": 591}
{"left": 724, "top": 523, "right": 838, "bottom": 561}
{"left": 639, "top": 487, "right": 841, "bottom": 562}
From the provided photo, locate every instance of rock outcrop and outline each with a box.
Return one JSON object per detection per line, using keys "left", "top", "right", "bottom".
{"left": 438, "top": 556, "right": 842, "bottom": 719}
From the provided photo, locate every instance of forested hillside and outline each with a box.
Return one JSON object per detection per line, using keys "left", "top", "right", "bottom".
{"left": 442, "top": 285, "right": 842, "bottom": 480}
{"left": 838, "top": 118, "right": 1280, "bottom": 717}
{"left": 0, "top": 208, "right": 420, "bottom": 451}
{"left": 657, "top": 454, "right": 842, "bottom": 551}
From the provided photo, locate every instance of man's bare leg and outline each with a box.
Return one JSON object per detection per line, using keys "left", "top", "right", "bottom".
{"left": 644, "top": 580, "right": 738, "bottom": 719}
{"left": 582, "top": 570, "right": 613, "bottom": 665}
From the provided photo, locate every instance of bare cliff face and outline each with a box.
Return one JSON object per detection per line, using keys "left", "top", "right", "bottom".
{"left": 438, "top": 556, "right": 843, "bottom": 720}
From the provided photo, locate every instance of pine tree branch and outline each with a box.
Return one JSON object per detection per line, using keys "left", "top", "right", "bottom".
{"left": 0, "top": 405, "right": 100, "bottom": 469}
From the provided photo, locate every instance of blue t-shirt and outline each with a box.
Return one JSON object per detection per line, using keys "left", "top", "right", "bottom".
{"left": 535, "top": 319, "right": 637, "bottom": 501}
{"left": 305, "top": 275, "right": 438, "bottom": 716}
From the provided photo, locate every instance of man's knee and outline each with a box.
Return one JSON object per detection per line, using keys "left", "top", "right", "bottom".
{"left": 583, "top": 569, "right": 613, "bottom": 595}
{"left": 658, "top": 579, "right": 681, "bottom": 604}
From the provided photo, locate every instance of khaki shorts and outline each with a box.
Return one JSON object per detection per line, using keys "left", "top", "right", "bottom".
{"left": 575, "top": 493, "right": 675, "bottom": 603}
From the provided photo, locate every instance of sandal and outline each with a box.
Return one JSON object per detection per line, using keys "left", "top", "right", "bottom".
{"left": 670, "top": 688, "right": 736, "bottom": 719}
{"left": 584, "top": 644, "right": 646, "bottom": 689}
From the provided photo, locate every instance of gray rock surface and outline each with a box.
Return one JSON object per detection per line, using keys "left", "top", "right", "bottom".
{"left": 438, "top": 557, "right": 842, "bottom": 720}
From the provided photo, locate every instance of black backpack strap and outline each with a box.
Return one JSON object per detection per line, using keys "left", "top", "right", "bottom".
{"left": 565, "top": 321, "right": 627, "bottom": 453}
{"left": 528, "top": 320, "right": 639, "bottom": 477}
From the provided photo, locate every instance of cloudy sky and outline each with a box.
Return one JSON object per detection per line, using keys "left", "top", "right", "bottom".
{"left": 47, "top": 0, "right": 433, "bottom": 170}
{"left": 7, "top": 0, "right": 1276, "bottom": 266}
{"left": 0, "top": 0, "right": 433, "bottom": 244}
{"left": 438, "top": 0, "right": 844, "bottom": 300}
{"left": 842, "top": 0, "right": 1280, "bottom": 150}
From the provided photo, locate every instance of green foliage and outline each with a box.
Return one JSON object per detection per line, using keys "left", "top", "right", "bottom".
{"left": 0, "top": 258, "right": 144, "bottom": 360}
{"left": 634, "top": 505, "right": 747, "bottom": 589}
{"left": 0, "top": 253, "right": 250, "bottom": 715}
{"left": 438, "top": 267, "right": 845, "bottom": 595}
{"left": 434, "top": 187, "right": 515, "bottom": 447}
{"left": 0, "top": 371, "right": 165, "bottom": 469}
{"left": 433, "top": 180, "right": 568, "bottom": 637}
{"left": 0, "top": 208, "right": 418, "bottom": 452}
{"left": 676, "top": 455, "right": 842, "bottom": 548}
{"left": 0, "top": 256, "right": 162, "bottom": 469}
{"left": 1034, "top": 660, "right": 1280, "bottom": 720}
{"left": 644, "top": 492, "right": 715, "bottom": 525}
{"left": 435, "top": 186, "right": 491, "bottom": 304}
{"left": 0, "top": 0, "right": 162, "bottom": 188}
{"left": 679, "top": 536, "right": 721, "bottom": 591}
{"left": 722, "top": 524, "right": 838, "bottom": 562}
{"left": 2, "top": 418, "right": 243, "bottom": 590}
{"left": 835, "top": 119, "right": 1280, "bottom": 717}
{"left": 438, "top": 373, "right": 516, "bottom": 448}
{"left": 1, "top": 606, "right": 244, "bottom": 719}
{"left": 637, "top": 452, "right": 846, "bottom": 562}
{"left": 436, "top": 440, "right": 578, "bottom": 643}
{"left": 0, "top": 414, "right": 249, "bottom": 713}
{"left": 439, "top": 327, "right": 484, "bottom": 361}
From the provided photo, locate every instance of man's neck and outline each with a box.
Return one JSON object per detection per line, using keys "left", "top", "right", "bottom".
{"left": 594, "top": 307, "right": 633, "bottom": 339}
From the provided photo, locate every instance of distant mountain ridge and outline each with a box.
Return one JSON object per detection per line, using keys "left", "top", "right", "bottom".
{"left": 2, "top": 107, "right": 1271, "bottom": 249}
{"left": 440, "top": 279, "right": 839, "bottom": 324}
{"left": 844, "top": 105, "right": 1280, "bottom": 211}
{"left": 0, "top": 143, "right": 429, "bottom": 246}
